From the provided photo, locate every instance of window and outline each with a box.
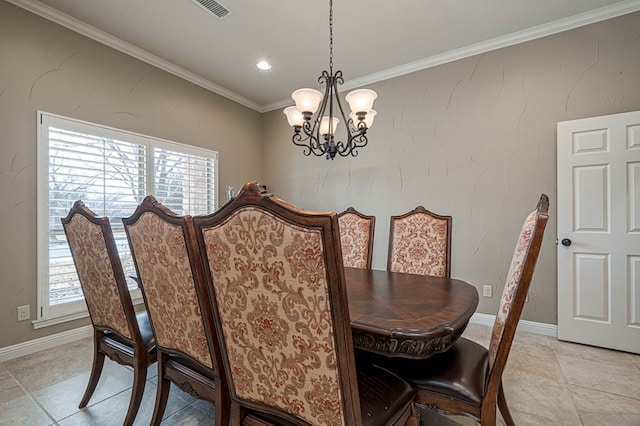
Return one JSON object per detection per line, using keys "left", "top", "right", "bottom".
{"left": 36, "top": 111, "right": 218, "bottom": 327}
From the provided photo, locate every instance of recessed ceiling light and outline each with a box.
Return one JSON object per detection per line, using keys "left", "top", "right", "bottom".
{"left": 256, "top": 61, "right": 272, "bottom": 71}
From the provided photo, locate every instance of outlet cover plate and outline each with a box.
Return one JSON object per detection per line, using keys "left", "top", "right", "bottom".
{"left": 482, "top": 285, "right": 493, "bottom": 298}
{"left": 17, "top": 305, "right": 30, "bottom": 321}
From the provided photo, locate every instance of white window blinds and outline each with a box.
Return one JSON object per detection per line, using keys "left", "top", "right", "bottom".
{"left": 37, "top": 111, "right": 218, "bottom": 325}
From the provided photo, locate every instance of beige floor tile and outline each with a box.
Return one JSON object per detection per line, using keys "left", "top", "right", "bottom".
{"left": 502, "top": 408, "right": 571, "bottom": 426}
{"left": 551, "top": 338, "right": 636, "bottom": 367}
{"left": 0, "top": 394, "right": 53, "bottom": 425}
{"left": 189, "top": 398, "right": 218, "bottom": 419}
{"left": 502, "top": 369, "right": 583, "bottom": 425}
{"left": 0, "top": 363, "right": 9, "bottom": 380}
{"left": 462, "top": 322, "right": 491, "bottom": 347}
{"left": 5, "top": 322, "right": 638, "bottom": 425}
{"left": 511, "top": 329, "right": 552, "bottom": 349}
{"left": 0, "top": 375, "right": 26, "bottom": 405}
{"left": 625, "top": 351, "right": 640, "bottom": 370}
{"left": 32, "top": 359, "right": 139, "bottom": 421}
{"left": 556, "top": 354, "right": 640, "bottom": 400}
{"left": 570, "top": 385, "right": 640, "bottom": 426}
{"left": 506, "top": 342, "right": 565, "bottom": 382}
{"left": 417, "top": 406, "right": 550, "bottom": 426}
{"left": 417, "top": 408, "right": 477, "bottom": 425}
{"left": 4, "top": 338, "right": 94, "bottom": 392}
{"left": 58, "top": 382, "right": 191, "bottom": 425}
{"left": 162, "top": 403, "right": 215, "bottom": 425}
{"left": 146, "top": 360, "right": 159, "bottom": 380}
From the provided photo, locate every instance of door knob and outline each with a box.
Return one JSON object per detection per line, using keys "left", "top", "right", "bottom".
{"left": 561, "top": 238, "right": 572, "bottom": 246}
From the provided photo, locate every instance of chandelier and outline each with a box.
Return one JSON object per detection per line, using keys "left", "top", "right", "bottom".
{"left": 283, "top": 0, "right": 377, "bottom": 160}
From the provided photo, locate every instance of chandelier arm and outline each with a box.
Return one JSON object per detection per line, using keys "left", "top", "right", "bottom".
{"left": 315, "top": 71, "right": 332, "bottom": 125}
{"left": 300, "top": 117, "right": 316, "bottom": 140}
{"left": 340, "top": 133, "right": 368, "bottom": 157}
{"left": 311, "top": 141, "right": 330, "bottom": 157}
{"left": 292, "top": 132, "right": 314, "bottom": 157}
{"left": 330, "top": 74, "right": 352, "bottom": 135}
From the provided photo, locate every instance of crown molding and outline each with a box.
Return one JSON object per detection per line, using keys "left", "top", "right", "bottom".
{"left": 263, "top": 0, "right": 640, "bottom": 112}
{"left": 8, "top": 0, "right": 640, "bottom": 114}
{"left": 6, "top": 0, "right": 263, "bottom": 112}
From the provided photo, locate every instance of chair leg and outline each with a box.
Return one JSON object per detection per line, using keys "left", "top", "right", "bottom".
{"left": 231, "top": 402, "right": 246, "bottom": 426}
{"left": 79, "top": 335, "right": 105, "bottom": 408}
{"left": 480, "top": 397, "right": 497, "bottom": 426}
{"left": 405, "top": 403, "right": 421, "bottom": 426}
{"left": 150, "top": 356, "right": 170, "bottom": 426}
{"left": 214, "top": 377, "right": 231, "bottom": 426}
{"left": 122, "top": 358, "right": 148, "bottom": 426}
{"left": 497, "top": 380, "right": 515, "bottom": 426}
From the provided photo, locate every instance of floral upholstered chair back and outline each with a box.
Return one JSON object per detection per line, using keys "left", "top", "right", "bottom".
{"left": 387, "top": 206, "right": 452, "bottom": 277}
{"left": 123, "top": 196, "right": 213, "bottom": 369}
{"left": 487, "top": 194, "right": 549, "bottom": 377}
{"left": 62, "top": 200, "right": 134, "bottom": 340}
{"left": 194, "top": 182, "right": 360, "bottom": 426}
{"left": 338, "top": 207, "right": 375, "bottom": 269}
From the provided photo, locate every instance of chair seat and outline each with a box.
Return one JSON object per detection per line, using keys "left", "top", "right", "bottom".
{"left": 369, "top": 338, "right": 489, "bottom": 407}
{"left": 104, "top": 311, "right": 156, "bottom": 355}
{"left": 357, "top": 362, "right": 416, "bottom": 425}
{"left": 134, "top": 311, "right": 156, "bottom": 351}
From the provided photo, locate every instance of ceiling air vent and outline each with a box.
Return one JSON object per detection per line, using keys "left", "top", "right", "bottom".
{"left": 192, "top": 0, "right": 233, "bottom": 20}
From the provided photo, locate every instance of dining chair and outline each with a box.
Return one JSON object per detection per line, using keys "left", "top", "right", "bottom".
{"left": 61, "top": 201, "right": 156, "bottom": 426}
{"left": 123, "top": 196, "right": 229, "bottom": 426}
{"left": 338, "top": 207, "right": 376, "bottom": 269}
{"left": 387, "top": 206, "right": 452, "bottom": 277}
{"left": 371, "top": 194, "right": 549, "bottom": 426}
{"left": 193, "top": 181, "right": 418, "bottom": 426}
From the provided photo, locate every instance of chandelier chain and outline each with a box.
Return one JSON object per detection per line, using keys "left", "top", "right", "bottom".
{"left": 329, "top": 0, "right": 333, "bottom": 73}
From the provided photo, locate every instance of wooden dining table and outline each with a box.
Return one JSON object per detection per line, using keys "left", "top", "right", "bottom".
{"left": 344, "top": 267, "right": 479, "bottom": 360}
{"left": 131, "top": 267, "right": 479, "bottom": 360}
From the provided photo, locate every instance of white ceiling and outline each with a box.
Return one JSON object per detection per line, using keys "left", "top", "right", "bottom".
{"left": 9, "top": 0, "right": 640, "bottom": 112}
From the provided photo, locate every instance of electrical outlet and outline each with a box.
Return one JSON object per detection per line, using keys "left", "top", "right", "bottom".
{"left": 482, "top": 285, "right": 493, "bottom": 298}
{"left": 17, "top": 305, "right": 30, "bottom": 321}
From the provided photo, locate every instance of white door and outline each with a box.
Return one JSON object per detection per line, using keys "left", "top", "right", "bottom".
{"left": 557, "top": 110, "right": 640, "bottom": 354}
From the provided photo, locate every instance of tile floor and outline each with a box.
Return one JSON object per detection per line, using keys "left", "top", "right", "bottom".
{"left": 1, "top": 323, "right": 639, "bottom": 425}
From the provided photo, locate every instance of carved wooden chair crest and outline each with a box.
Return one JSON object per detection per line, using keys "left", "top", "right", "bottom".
{"left": 388, "top": 206, "right": 452, "bottom": 277}
{"left": 338, "top": 207, "right": 376, "bottom": 269}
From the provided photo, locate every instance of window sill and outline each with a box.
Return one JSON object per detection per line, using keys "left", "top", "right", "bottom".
{"left": 32, "top": 310, "right": 89, "bottom": 329}
{"left": 32, "top": 289, "right": 144, "bottom": 329}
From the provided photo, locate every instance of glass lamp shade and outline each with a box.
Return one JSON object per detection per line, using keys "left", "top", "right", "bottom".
{"left": 291, "top": 88, "right": 323, "bottom": 114}
{"left": 350, "top": 109, "right": 377, "bottom": 128}
{"left": 345, "top": 89, "right": 377, "bottom": 114}
{"left": 283, "top": 106, "right": 304, "bottom": 127}
{"left": 319, "top": 116, "right": 340, "bottom": 135}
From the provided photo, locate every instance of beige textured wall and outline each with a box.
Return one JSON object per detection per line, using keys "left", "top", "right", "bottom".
{"left": 0, "top": 2, "right": 263, "bottom": 347}
{"left": 263, "top": 12, "right": 640, "bottom": 325}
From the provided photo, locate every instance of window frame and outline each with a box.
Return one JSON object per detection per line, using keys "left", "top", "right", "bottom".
{"left": 35, "top": 111, "right": 219, "bottom": 328}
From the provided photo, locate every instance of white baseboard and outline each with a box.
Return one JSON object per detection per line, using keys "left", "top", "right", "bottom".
{"left": 470, "top": 313, "right": 558, "bottom": 337}
{"left": 0, "top": 314, "right": 558, "bottom": 363}
{"left": 0, "top": 325, "right": 93, "bottom": 363}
